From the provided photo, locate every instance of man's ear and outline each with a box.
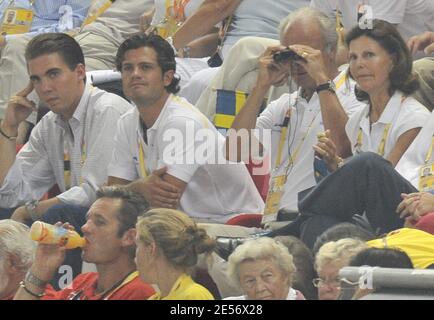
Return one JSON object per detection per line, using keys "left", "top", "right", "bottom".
{"left": 163, "top": 69, "right": 175, "bottom": 87}
{"left": 75, "top": 63, "right": 86, "bottom": 82}
{"left": 122, "top": 228, "right": 137, "bottom": 247}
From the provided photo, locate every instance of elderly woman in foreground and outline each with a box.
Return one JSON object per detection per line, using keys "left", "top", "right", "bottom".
{"left": 0, "top": 220, "right": 35, "bottom": 300}
{"left": 225, "top": 237, "right": 305, "bottom": 300}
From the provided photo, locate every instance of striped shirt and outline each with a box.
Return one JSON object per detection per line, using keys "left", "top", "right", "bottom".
{"left": 0, "top": 84, "right": 132, "bottom": 208}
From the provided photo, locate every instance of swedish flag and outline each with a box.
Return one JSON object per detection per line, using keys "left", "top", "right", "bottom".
{"left": 214, "top": 89, "right": 265, "bottom": 134}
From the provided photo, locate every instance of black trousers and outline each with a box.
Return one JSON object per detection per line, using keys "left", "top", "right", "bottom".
{"left": 272, "top": 152, "right": 418, "bottom": 249}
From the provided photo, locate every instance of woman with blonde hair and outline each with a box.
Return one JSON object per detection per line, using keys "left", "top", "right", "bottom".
{"left": 135, "top": 208, "right": 216, "bottom": 300}
{"left": 314, "top": 238, "right": 367, "bottom": 300}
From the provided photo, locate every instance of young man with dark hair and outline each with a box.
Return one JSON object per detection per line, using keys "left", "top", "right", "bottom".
{"left": 0, "top": 33, "right": 131, "bottom": 221}
{"left": 14, "top": 186, "right": 155, "bottom": 300}
{"left": 108, "top": 34, "right": 264, "bottom": 224}
{"left": 0, "top": 33, "right": 132, "bottom": 286}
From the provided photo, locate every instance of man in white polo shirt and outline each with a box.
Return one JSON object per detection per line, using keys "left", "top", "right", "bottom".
{"left": 107, "top": 33, "right": 264, "bottom": 224}
{"left": 226, "top": 7, "right": 365, "bottom": 222}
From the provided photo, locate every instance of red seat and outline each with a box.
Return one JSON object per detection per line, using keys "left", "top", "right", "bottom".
{"left": 245, "top": 156, "right": 270, "bottom": 202}
{"left": 225, "top": 213, "right": 263, "bottom": 228}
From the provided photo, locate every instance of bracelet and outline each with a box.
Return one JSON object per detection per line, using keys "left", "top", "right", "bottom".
{"left": 19, "top": 281, "right": 46, "bottom": 298}
{"left": 25, "top": 270, "right": 48, "bottom": 288}
{"left": 0, "top": 124, "right": 17, "bottom": 141}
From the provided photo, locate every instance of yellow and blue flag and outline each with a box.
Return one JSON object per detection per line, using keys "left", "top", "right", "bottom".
{"left": 213, "top": 89, "right": 265, "bottom": 134}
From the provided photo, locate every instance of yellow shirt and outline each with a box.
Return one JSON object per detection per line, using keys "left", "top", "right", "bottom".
{"left": 148, "top": 273, "right": 214, "bottom": 300}
{"left": 367, "top": 228, "right": 434, "bottom": 269}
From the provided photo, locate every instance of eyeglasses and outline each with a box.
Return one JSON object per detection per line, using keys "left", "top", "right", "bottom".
{"left": 312, "top": 278, "right": 341, "bottom": 288}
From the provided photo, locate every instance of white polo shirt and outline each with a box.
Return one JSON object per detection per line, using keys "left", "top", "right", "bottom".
{"left": 255, "top": 70, "right": 365, "bottom": 212}
{"left": 346, "top": 91, "right": 430, "bottom": 159}
{"left": 396, "top": 111, "right": 434, "bottom": 188}
{"left": 108, "top": 94, "right": 264, "bottom": 223}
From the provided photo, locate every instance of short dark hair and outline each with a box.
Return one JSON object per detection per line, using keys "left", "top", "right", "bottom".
{"left": 350, "top": 247, "right": 414, "bottom": 269}
{"left": 25, "top": 33, "right": 85, "bottom": 70}
{"left": 96, "top": 186, "right": 149, "bottom": 237}
{"left": 345, "top": 19, "right": 419, "bottom": 101}
{"left": 116, "top": 34, "right": 180, "bottom": 94}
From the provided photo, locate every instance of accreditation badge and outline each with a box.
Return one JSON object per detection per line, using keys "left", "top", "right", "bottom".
{"left": 0, "top": 7, "right": 33, "bottom": 35}
{"left": 262, "top": 174, "right": 286, "bottom": 223}
{"left": 419, "top": 163, "right": 434, "bottom": 192}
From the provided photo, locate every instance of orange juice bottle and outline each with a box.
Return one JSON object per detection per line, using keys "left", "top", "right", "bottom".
{"left": 30, "top": 221, "right": 86, "bottom": 249}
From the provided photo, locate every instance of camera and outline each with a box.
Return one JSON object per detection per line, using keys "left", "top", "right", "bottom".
{"left": 273, "top": 48, "right": 304, "bottom": 63}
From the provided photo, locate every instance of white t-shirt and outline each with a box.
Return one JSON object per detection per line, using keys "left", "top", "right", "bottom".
{"left": 255, "top": 70, "right": 365, "bottom": 212}
{"left": 346, "top": 91, "right": 430, "bottom": 159}
{"left": 311, "top": 0, "right": 434, "bottom": 56}
{"left": 108, "top": 95, "right": 264, "bottom": 223}
{"left": 396, "top": 111, "right": 434, "bottom": 188}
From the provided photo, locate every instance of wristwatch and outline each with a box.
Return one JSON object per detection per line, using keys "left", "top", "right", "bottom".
{"left": 25, "top": 270, "right": 48, "bottom": 289}
{"left": 25, "top": 200, "right": 40, "bottom": 221}
{"left": 316, "top": 80, "right": 336, "bottom": 93}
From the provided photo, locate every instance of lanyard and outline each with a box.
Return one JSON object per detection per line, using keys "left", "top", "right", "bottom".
{"left": 137, "top": 136, "right": 148, "bottom": 178}
{"left": 81, "top": 0, "right": 114, "bottom": 29}
{"left": 102, "top": 271, "right": 138, "bottom": 300}
{"left": 69, "top": 271, "right": 138, "bottom": 300}
{"left": 355, "top": 95, "right": 406, "bottom": 157}
{"left": 274, "top": 73, "right": 347, "bottom": 174}
{"left": 356, "top": 124, "right": 390, "bottom": 156}
{"left": 424, "top": 135, "right": 434, "bottom": 164}
{"left": 335, "top": 5, "right": 344, "bottom": 43}
{"left": 63, "top": 87, "right": 93, "bottom": 190}
{"left": 63, "top": 131, "right": 87, "bottom": 190}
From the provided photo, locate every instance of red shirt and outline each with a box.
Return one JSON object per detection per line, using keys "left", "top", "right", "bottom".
{"left": 43, "top": 272, "right": 154, "bottom": 300}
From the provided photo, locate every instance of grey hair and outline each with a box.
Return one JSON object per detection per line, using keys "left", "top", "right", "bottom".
{"left": 315, "top": 238, "right": 368, "bottom": 272}
{"left": 0, "top": 220, "right": 35, "bottom": 272}
{"left": 279, "top": 7, "right": 338, "bottom": 53}
{"left": 227, "top": 237, "right": 296, "bottom": 288}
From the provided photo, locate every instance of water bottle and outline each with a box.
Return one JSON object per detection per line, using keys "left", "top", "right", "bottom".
{"left": 30, "top": 221, "right": 86, "bottom": 249}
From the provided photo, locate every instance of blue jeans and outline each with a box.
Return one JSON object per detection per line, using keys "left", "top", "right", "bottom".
{"left": 0, "top": 207, "right": 16, "bottom": 220}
